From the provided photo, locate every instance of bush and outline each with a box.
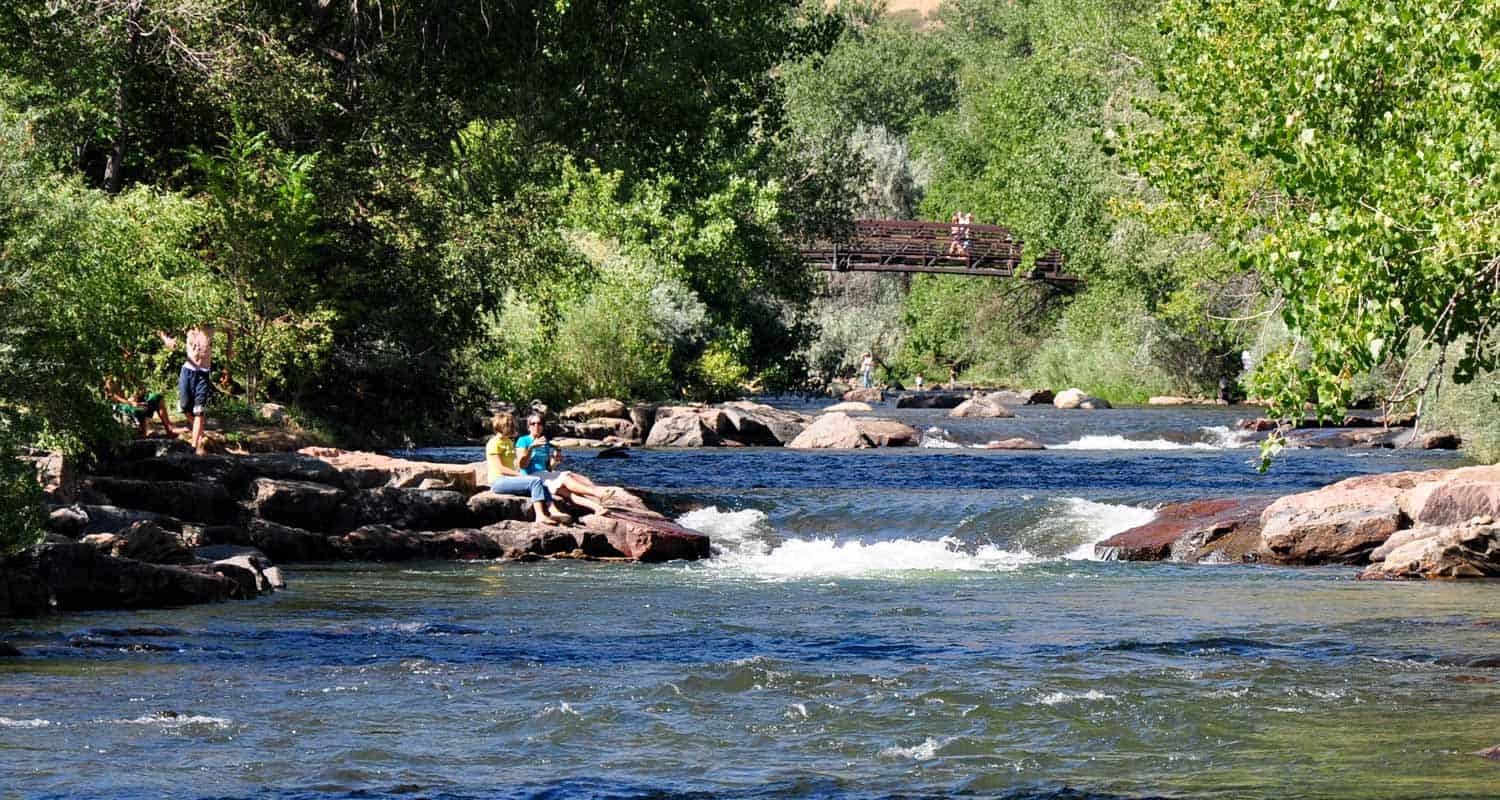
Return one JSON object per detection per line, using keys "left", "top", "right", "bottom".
{"left": 1022, "top": 287, "right": 1183, "bottom": 402}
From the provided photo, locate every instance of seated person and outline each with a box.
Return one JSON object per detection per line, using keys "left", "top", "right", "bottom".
{"left": 515, "top": 412, "right": 619, "bottom": 517}
{"left": 105, "top": 375, "right": 177, "bottom": 438}
{"left": 485, "top": 412, "right": 572, "bottom": 525}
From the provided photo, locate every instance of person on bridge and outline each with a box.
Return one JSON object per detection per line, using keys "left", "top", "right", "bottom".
{"left": 947, "top": 212, "right": 963, "bottom": 256}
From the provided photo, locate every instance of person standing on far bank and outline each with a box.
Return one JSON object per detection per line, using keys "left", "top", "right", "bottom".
{"left": 160, "top": 325, "right": 215, "bottom": 454}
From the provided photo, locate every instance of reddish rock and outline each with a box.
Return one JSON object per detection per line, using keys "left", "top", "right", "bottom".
{"left": 823, "top": 401, "right": 872, "bottom": 413}
{"left": 1402, "top": 471, "right": 1500, "bottom": 527}
{"left": 80, "top": 521, "right": 198, "bottom": 565}
{"left": 299, "top": 448, "right": 483, "bottom": 492}
{"left": 645, "top": 412, "right": 720, "bottom": 447}
{"left": 580, "top": 510, "right": 711, "bottom": 562}
{"left": 720, "top": 401, "right": 809, "bottom": 446}
{"left": 1097, "top": 497, "right": 1274, "bottom": 562}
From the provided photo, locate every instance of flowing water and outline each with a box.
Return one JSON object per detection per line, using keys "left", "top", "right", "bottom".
{"left": 4, "top": 403, "right": 1499, "bottom": 799}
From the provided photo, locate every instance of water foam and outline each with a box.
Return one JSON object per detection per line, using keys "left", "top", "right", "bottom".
{"left": 1052, "top": 435, "right": 1220, "bottom": 451}
{"left": 676, "top": 498, "right": 1155, "bottom": 577}
{"left": 0, "top": 717, "right": 51, "bottom": 728}
{"left": 1050, "top": 498, "right": 1158, "bottom": 560}
{"left": 919, "top": 427, "right": 964, "bottom": 449}
{"left": 1033, "top": 689, "right": 1117, "bottom": 706}
{"left": 880, "top": 736, "right": 947, "bottom": 760}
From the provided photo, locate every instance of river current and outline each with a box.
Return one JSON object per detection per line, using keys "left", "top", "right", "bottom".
{"left": 4, "top": 403, "right": 1498, "bottom": 799}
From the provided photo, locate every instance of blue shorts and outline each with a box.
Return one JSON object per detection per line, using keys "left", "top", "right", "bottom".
{"left": 177, "top": 365, "right": 211, "bottom": 416}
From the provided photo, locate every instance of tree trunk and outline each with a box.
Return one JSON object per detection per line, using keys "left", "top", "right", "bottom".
{"left": 103, "top": 0, "right": 145, "bottom": 194}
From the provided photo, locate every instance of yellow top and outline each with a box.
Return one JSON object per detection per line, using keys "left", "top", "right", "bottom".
{"left": 485, "top": 435, "right": 518, "bottom": 482}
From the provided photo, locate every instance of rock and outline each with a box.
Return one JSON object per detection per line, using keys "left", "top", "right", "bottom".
{"left": 896, "top": 392, "right": 966, "bottom": 409}
{"left": 787, "top": 412, "right": 917, "bottom": 449}
{"left": 949, "top": 394, "right": 1015, "bottom": 418}
{"left": 1021, "top": 389, "right": 1054, "bottom": 405}
{"left": 46, "top": 505, "right": 89, "bottom": 537}
{"left": 210, "top": 556, "right": 269, "bottom": 598}
{"left": 298, "top": 448, "right": 482, "bottom": 492}
{"left": 1359, "top": 519, "right": 1500, "bottom": 580}
{"left": 246, "top": 518, "right": 336, "bottom": 562}
{"left": 629, "top": 404, "right": 659, "bottom": 438}
{"left": 645, "top": 413, "right": 720, "bottom": 447}
{"left": 479, "top": 520, "right": 597, "bottom": 558}
{"left": 467, "top": 491, "right": 535, "bottom": 526}
{"left": 257, "top": 403, "right": 291, "bottom": 426}
{"left": 0, "top": 554, "right": 52, "bottom": 617}
{"left": 579, "top": 510, "right": 711, "bottom": 562}
{"left": 53, "top": 505, "right": 183, "bottom": 537}
{"left": 248, "top": 478, "right": 346, "bottom": 531}
{"left": 1476, "top": 745, "right": 1500, "bottom": 761}
{"left": 336, "top": 487, "right": 473, "bottom": 533}
{"left": 1097, "top": 497, "right": 1275, "bottom": 562}
{"left": 332, "top": 524, "right": 507, "bottom": 561}
{"left": 28, "top": 451, "right": 77, "bottom": 503}
{"left": 112, "top": 438, "right": 195, "bottom": 461}
{"left": 80, "top": 521, "right": 198, "bottom": 565}
{"left": 597, "top": 446, "right": 631, "bottom": 459}
{"left": 560, "top": 398, "right": 629, "bottom": 421}
{"left": 0, "top": 642, "right": 21, "bottom": 656}
{"left": 37, "top": 543, "right": 235, "bottom": 610}
{"left": 980, "top": 438, "right": 1045, "bottom": 450}
{"left": 1258, "top": 476, "right": 1409, "bottom": 564}
{"left": 1148, "top": 396, "right": 1195, "bottom": 406}
{"left": 89, "top": 477, "right": 238, "bottom": 525}
{"left": 1053, "top": 388, "right": 1110, "bottom": 410}
{"left": 721, "top": 401, "right": 809, "bottom": 446}
{"left": 585, "top": 417, "right": 641, "bottom": 442}
{"left": 1402, "top": 469, "right": 1500, "bottom": 527}
{"left": 823, "top": 401, "right": 872, "bottom": 413}
{"left": 842, "top": 387, "right": 884, "bottom": 404}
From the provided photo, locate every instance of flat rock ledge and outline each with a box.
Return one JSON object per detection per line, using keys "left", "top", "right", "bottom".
{"left": 1097, "top": 465, "right": 1500, "bottom": 580}
{"left": 8, "top": 447, "right": 710, "bottom": 618}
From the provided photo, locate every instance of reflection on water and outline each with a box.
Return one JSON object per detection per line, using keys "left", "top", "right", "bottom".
{"left": 2, "top": 404, "right": 1494, "bottom": 799}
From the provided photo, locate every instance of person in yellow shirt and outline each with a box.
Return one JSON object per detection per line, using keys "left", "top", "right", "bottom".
{"left": 486, "top": 412, "right": 572, "bottom": 525}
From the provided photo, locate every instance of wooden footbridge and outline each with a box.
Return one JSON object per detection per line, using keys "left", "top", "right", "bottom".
{"left": 798, "top": 220, "right": 1081, "bottom": 285}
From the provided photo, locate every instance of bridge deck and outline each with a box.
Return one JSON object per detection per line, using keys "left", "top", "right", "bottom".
{"left": 798, "top": 220, "right": 1081, "bottom": 284}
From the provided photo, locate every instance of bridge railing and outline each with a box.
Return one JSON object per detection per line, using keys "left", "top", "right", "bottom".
{"left": 796, "top": 219, "right": 1078, "bottom": 283}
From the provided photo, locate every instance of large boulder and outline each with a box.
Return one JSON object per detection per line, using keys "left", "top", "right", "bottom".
{"left": 1097, "top": 497, "right": 1274, "bottom": 562}
{"left": 720, "top": 401, "right": 809, "bottom": 446}
{"left": 88, "top": 477, "right": 239, "bottom": 525}
{"left": 787, "top": 413, "right": 917, "bottom": 449}
{"left": 1400, "top": 467, "right": 1500, "bottom": 526}
{"left": 1257, "top": 474, "right": 1414, "bottom": 564}
{"left": 896, "top": 392, "right": 966, "bottom": 409}
{"left": 336, "top": 487, "right": 473, "bottom": 533}
{"left": 823, "top": 401, "right": 872, "bottom": 413}
{"left": 560, "top": 398, "right": 629, "bottom": 421}
{"left": 645, "top": 412, "right": 720, "bottom": 447}
{"left": 0, "top": 554, "right": 52, "bottom": 617}
{"left": 246, "top": 518, "right": 338, "bottom": 562}
{"left": 51, "top": 504, "right": 182, "bottom": 537}
{"left": 579, "top": 510, "right": 711, "bottom": 562}
{"left": 331, "top": 525, "right": 513, "bottom": 561}
{"left": 1053, "top": 388, "right": 1110, "bottom": 410}
{"left": 36, "top": 543, "right": 236, "bottom": 610}
{"left": 1360, "top": 518, "right": 1500, "bottom": 579}
{"left": 247, "top": 478, "right": 346, "bottom": 531}
{"left": 842, "top": 387, "right": 884, "bottom": 403}
{"left": 1148, "top": 396, "right": 1195, "bottom": 406}
{"left": 949, "top": 394, "right": 1016, "bottom": 418}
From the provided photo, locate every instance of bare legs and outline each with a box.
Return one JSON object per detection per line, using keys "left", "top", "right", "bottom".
{"left": 550, "top": 472, "right": 619, "bottom": 517}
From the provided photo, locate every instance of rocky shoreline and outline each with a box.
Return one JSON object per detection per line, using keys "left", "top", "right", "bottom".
{"left": 1097, "top": 464, "right": 1500, "bottom": 579}
{"left": 2, "top": 440, "right": 709, "bottom": 620}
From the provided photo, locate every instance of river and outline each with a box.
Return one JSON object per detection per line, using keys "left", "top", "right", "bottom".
{"left": 4, "top": 402, "right": 1498, "bottom": 799}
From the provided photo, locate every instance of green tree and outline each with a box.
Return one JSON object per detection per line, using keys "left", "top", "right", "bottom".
{"left": 190, "top": 120, "right": 333, "bottom": 406}
{"left": 1138, "top": 0, "right": 1500, "bottom": 430}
